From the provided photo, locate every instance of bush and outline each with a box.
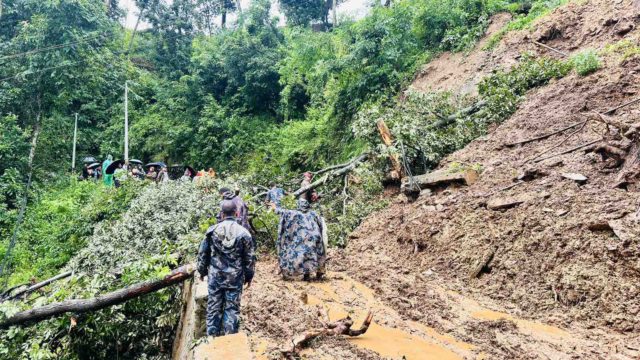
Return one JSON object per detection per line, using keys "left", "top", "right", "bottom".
{"left": 571, "top": 49, "right": 601, "bottom": 76}
{"left": 1, "top": 179, "right": 145, "bottom": 286}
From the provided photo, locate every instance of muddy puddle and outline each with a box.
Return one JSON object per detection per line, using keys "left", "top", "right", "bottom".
{"left": 296, "top": 274, "right": 472, "bottom": 360}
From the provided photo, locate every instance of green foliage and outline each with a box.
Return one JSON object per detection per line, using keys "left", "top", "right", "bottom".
{"left": 0, "top": 182, "right": 216, "bottom": 359}
{"left": 413, "top": 0, "right": 491, "bottom": 52}
{"left": 1, "top": 179, "right": 144, "bottom": 286}
{"left": 479, "top": 55, "right": 572, "bottom": 120}
{"left": 571, "top": 49, "right": 601, "bottom": 76}
{"left": 353, "top": 55, "right": 572, "bottom": 169}
{"left": 280, "top": 0, "right": 327, "bottom": 26}
{"left": 603, "top": 39, "right": 640, "bottom": 62}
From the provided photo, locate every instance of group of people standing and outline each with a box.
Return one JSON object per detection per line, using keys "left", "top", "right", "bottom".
{"left": 196, "top": 173, "right": 326, "bottom": 337}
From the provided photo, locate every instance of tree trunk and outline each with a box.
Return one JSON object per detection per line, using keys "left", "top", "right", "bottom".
{"left": 0, "top": 265, "right": 195, "bottom": 328}
{"left": 221, "top": 10, "right": 227, "bottom": 28}
{"left": 332, "top": 0, "right": 337, "bottom": 27}
{"left": 377, "top": 120, "right": 403, "bottom": 180}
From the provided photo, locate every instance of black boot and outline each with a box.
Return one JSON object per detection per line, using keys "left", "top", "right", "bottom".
{"left": 303, "top": 273, "right": 311, "bottom": 282}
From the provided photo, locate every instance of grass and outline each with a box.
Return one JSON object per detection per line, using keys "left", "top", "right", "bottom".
{"left": 484, "top": 0, "right": 570, "bottom": 50}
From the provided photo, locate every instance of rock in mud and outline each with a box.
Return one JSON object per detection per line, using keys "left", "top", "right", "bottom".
{"left": 561, "top": 173, "right": 588, "bottom": 184}
{"left": 487, "top": 194, "right": 534, "bottom": 210}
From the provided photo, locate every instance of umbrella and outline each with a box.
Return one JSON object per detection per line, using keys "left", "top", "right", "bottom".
{"left": 105, "top": 160, "right": 124, "bottom": 175}
{"left": 87, "top": 162, "right": 100, "bottom": 169}
{"left": 82, "top": 156, "right": 97, "bottom": 164}
{"left": 146, "top": 162, "right": 167, "bottom": 169}
{"left": 129, "top": 159, "right": 143, "bottom": 166}
{"left": 184, "top": 166, "right": 196, "bottom": 178}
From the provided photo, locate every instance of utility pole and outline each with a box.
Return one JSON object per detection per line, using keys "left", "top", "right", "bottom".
{"left": 72, "top": 113, "right": 78, "bottom": 172}
{"left": 124, "top": 81, "right": 129, "bottom": 163}
{"left": 332, "top": 0, "right": 337, "bottom": 27}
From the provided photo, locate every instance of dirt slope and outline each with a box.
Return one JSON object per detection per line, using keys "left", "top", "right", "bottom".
{"left": 332, "top": 0, "right": 640, "bottom": 358}
{"left": 412, "top": 0, "right": 638, "bottom": 96}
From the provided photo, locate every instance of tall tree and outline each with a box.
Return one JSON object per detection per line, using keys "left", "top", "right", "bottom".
{"left": 280, "top": 0, "right": 343, "bottom": 28}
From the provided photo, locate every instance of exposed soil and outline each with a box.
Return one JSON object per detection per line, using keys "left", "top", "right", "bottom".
{"left": 412, "top": 0, "right": 640, "bottom": 96}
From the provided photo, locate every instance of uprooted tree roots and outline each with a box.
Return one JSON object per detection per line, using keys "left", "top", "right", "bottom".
{"left": 589, "top": 110, "right": 640, "bottom": 189}
{"left": 280, "top": 308, "right": 374, "bottom": 359}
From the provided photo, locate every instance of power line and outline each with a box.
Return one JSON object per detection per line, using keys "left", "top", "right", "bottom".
{"left": 0, "top": 31, "right": 111, "bottom": 61}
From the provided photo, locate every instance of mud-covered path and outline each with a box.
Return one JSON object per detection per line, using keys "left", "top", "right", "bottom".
{"left": 235, "top": 256, "right": 638, "bottom": 360}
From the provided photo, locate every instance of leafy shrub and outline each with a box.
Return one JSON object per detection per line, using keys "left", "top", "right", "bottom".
{"left": 479, "top": 55, "right": 572, "bottom": 120}
{"left": 0, "top": 182, "right": 217, "bottom": 359}
{"left": 571, "top": 49, "right": 601, "bottom": 76}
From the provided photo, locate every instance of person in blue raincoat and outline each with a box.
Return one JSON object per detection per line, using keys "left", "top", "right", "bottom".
{"left": 270, "top": 198, "right": 326, "bottom": 281}
{"left": 265, "top": 182, "right": 285, "bottom": 206}
{"left": 217, "top": 187, "right": 251, "bottom": 232}
{"left": 197, "top": 200, "right": 256, "bottom": 337}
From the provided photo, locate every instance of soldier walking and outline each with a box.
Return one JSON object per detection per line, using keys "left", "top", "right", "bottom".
{"left": 197, "top": 200, "right": 256, "bottom": 337}
{"left": 271, "top": 198, "right": 326, "bottom": 281}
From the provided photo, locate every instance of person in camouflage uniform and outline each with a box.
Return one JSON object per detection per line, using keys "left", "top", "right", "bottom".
{"left": 217, "top": 187, "right": 252, "bottom": 232}
{"left": 265, "top": 181, "right": 285, "bottom": 206}
{"left": 271, "top": 198, "right": 326, "bottom": 281}
{"left": 197, "top": 200, "right": 256, "bottom": 337}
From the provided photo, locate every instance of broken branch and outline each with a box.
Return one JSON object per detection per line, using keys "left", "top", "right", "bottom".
{"left": 604, "top": 97, "right": 640, "bottom": 115}
{"left": 2, "top": 271, "right": 72, "bottom": 303}
{"left": 532, "top": 40, "right": 569, "bottom": 57}
{"left": 533, "top": 139, "right": 602, "bottom": 163}
{"left": 505, "top": 120, "right": 586, "bottom": 147}
{"left": 293, "top": 153, "right": 370, "bottom": 198}
{"left": 430, "top": 100, "right": 487, "bottom": 129}
{"left": 282, "top": 311, "right": 374, "bottom": 358}
{"left": 0, "top": 265, "right": 194, "bottom": 328}
{"left": 525, "top": 120, "right": 587, "bottom": 163}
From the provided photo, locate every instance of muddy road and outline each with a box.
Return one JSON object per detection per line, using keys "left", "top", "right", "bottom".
{"left": 233, "top": 255, "right": 638, "bottom": 359}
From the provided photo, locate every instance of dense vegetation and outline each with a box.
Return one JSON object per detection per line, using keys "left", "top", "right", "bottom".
{"left": 0, "top": 0, "right": 582, "bottom": 358}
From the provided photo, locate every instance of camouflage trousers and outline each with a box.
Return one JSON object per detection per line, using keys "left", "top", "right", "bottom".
{"left": 206, "top": 281, "right": 243, "bottom": 337}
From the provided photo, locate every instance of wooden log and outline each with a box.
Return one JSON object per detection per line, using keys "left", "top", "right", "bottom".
{"left": 0, "top": 264, "right": 195, "bottom": 328}
{"left": 3, "top": 271, "right": 72, "bottom": 302}
{"left": 377, "top": 120, "right": 403, "bottom": 179}
{"left": 401, "top": 168, "right": 478, "bottom": 193}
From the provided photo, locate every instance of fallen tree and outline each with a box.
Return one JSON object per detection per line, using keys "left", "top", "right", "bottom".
{"left": 0, "top": 264, "right": 194, "bottom": 328}
{"left": 292, "top": 152, "right": 371, "bottom": 198}
{"left": 281, "top": 308, "right": 374, "bottom": 358}
{"left": 430, "top": 100, "right": 487, "bottom": 129}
